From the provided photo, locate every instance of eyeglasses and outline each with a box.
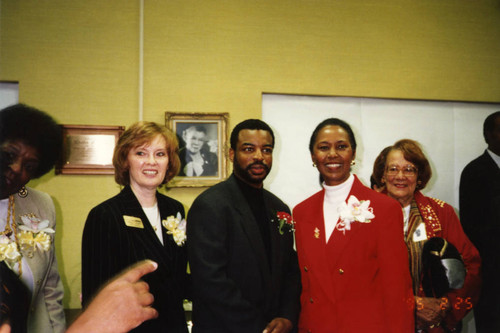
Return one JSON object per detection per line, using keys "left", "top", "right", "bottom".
{"left": 385, "top": 165, "right": 418, "bottom": 177}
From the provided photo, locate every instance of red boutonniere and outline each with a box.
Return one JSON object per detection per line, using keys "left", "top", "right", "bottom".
{"left": 272, "top": 211, "right": 295, "bottom": 235}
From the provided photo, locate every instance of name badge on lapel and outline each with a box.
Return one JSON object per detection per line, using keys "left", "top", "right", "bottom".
{"left": 123, "top": 215, "right": 144, "bottom": 229}
{"left": 413, "top": 223, "right": 427, "bottom": 242}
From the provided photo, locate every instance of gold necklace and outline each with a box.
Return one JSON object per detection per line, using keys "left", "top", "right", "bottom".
{"left": 1, "top": 195, "right": 22, "bottom": 276}
{"left": 1, "top": 195, "right": 15, "bottom": 236}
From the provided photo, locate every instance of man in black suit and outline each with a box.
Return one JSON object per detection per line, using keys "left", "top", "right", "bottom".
{"left": 187, "top": 119, "right": 301, "bottom": 333}
{"left": 460, "top": 111, "right": 500, "bottom": 333}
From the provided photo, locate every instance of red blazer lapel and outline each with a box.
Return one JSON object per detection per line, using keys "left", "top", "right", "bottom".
{"left": 298, "top": 190, "right": 338, "bottom": 302}
{"left": 327, "top": 176, "right": 364, "bottom": 273}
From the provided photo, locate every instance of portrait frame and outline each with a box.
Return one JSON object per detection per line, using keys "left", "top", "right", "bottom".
{"left": 165, "top": 112, "right": 229, "bottom": 187}
{"left": 56, "top": 125, "right": 125, "bottom": 175}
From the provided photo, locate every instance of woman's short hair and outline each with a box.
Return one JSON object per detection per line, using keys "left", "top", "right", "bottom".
{"left": 113, "top": 121, "right": 180, "bottom": 186}
{"left": 373, "top": 139, "right": 432, "bottom": 190}
{"left": 0, "top": 104, "right": 62, "bottom": 178}
{"left": 309, "top": 118, "right": 357, "bottom": 154}
{"left": 372, "top": 146, "right": 392, "bottom": 189}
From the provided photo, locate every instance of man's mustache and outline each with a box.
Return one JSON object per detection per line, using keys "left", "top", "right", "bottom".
{"left": 246, "top": 161, "right": 269, "bottom": 172}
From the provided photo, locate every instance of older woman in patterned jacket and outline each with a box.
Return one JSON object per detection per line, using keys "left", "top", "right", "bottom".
{"left": 373, "top": 139, "right": 481, "bottom": 332}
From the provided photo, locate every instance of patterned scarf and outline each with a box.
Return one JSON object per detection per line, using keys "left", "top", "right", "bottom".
{"left": 405, "top": 195, "right": 443, "bottom": 296}
{"left": 405, "top": 199, "right": 425, "bottom": 294}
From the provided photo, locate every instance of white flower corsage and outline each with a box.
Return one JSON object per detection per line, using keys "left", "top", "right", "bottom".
{"left": 17, "top": 215, "right": 54, "bottom": 256}
{"left": 18, "top": 215, "right": 55, "bottom": 234}
{"left": 162, "top": 212, "right": 187, "bottom": 246}
{"left": 337, "top": 195, "right": 375, "bottom": 234}
{"left": 17, "top": 231, "right": 52, "bottom": 253}
{"left": 0, "top": 235, "right": 21, "bottom": 266}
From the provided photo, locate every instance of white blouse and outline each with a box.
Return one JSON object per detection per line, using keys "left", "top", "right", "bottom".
{"left": 143, "top": 203, "right": 164, "bottom": 245}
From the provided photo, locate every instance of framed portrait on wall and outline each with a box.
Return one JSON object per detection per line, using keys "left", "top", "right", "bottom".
{"left": 165, "top": 112, "right": 229, "bottom": 187}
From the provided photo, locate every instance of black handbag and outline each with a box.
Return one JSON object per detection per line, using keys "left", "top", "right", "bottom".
{"left": 421, "top": 237, "right": 466, "bottom": 298}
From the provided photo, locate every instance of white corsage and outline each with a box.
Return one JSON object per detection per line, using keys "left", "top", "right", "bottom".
{"left": 17, "top": 215, "right": 54, "bottom": 256}
{"left": 0, "top": 235, "right": 21, "bottom": 266}
{"left": 17, "top": 231, "right": 52, "bottom": 253}
{"left": 162, "top": 212, "right": 187, "bottom": 246}
{"left": 18, "top": 215, "right": 55, "bottom": 234}
{"left": 337, "top": 195, "right": 375, "bottom": 234}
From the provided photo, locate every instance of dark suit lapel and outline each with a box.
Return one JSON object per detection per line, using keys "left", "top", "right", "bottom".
{"left": 482, "top": 150, "right": 500, "bottom": 171}
{"left": 267, "top": 201, "right": 281, "bottom": 276}
{"left": 264, "top": 191, "right": 285, "bottom": 276}
{"left": 482, "top": 152, "right": 500, "bottom": 220}
{"left": 227, "top": 177, "right": 272, "bottom": 285}
{"left": 117, "top": 186, "right": 170, "bottom": 259}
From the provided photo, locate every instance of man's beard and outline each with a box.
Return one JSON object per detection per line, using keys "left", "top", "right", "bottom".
{"left": 233, "top": 158, "right": 270, "bottom": 186}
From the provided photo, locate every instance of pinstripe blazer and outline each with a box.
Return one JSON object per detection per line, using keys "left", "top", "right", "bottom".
{"left": 15, "top": 187, "right": 65, "bottom": 333}
{"left": 82, "top": 185, "right": 189, "bottom": 333}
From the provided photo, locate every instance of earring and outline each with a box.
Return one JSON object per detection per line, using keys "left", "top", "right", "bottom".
{"left": 312, "top": 162, "right": 317, "bottom": 167}
{"left": 18, "top": 186, "right": 28, "bottom": 198}
{"left": 350, "top": 160, "right": 356, "bottom": 166}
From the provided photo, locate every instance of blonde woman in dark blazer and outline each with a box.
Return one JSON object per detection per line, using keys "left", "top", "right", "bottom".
{"left": 82, "top": 122, "right": 189, "bottom": 333}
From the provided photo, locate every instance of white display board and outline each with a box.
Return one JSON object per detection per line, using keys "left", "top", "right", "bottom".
{"left": 0, "top": 82, "right": 19, "bottom": 109}
{"left": 263, "top": 94, "right": 500, "bottom": 212}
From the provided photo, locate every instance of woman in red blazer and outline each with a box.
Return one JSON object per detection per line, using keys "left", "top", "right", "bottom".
{"left": 293, "top": 118, "right": 414, "bottom": 333}
{"left": 372, "top": 139, "right": 480, "bottom": 332}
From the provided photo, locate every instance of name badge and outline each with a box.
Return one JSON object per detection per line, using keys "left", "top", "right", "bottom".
{"left": 123, "top": 215, "right": 144, "bottom": 229}
{"left": 413, "top": 223, "right": 427, "bottom": 242}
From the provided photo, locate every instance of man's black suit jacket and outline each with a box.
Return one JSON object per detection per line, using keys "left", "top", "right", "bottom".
{"left": 460, "top": 150, "right": 500, "bottom": 331}
{"left": 82, "top": 185, "right": 189, "bottom": 333}
{"left": 460, "top": 150, "right": 500, "bottom": 258}
{"left": 187, "top": 175, "right": 301, "bottom": 333}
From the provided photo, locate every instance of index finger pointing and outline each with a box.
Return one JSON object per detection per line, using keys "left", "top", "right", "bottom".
{"left": 119, "top": 260, "right": 158, "bottom": 283}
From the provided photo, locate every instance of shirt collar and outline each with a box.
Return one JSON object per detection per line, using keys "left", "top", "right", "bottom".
{"left": 486, "top": 149, "right": 500, "bottom": 168}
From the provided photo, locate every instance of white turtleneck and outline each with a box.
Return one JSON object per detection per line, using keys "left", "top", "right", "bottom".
{"left": 323, "top": 174, "right": 355, "bottom": 242}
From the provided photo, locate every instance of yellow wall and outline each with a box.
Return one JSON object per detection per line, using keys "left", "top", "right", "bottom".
{"left": 1, "top": 0, "right": 499, "bottom": 309}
